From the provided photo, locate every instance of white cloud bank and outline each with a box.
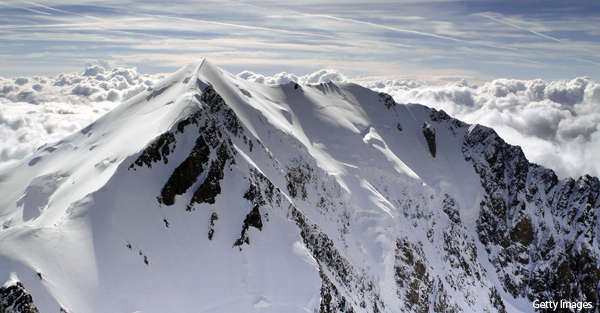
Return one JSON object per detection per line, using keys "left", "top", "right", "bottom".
{"left": 238, "top": 70, "right": 600, "bottom": 179}
{"left": 0, "top": 64, "right": 161, "bottom": 164}
{"left": 237, "top": 69, "right": 348, "bottom": 85}
{"left": 2, "top": 65, "right": 599, "bottom": 180}
{"left": 372, "top": 77, "right": 600, "bottom": 179}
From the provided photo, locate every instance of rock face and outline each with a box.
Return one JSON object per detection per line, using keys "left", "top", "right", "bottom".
{"left": 422, "top": 122, "right": 436, "bottom": 158}
{"left": 0, "top": 59, "right": 597, "bottom": 313}
{"left": 464, "top": 124, "right": 600, "bottom": 310}
{"left": 0, "top": 280, "right": 39, "bottom": 313}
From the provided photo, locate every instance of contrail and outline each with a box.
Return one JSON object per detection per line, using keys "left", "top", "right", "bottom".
{"left": 28, "top": 0, "right": 339, "bottom": 41}
{"left": 480, "top": 14, "right": 563, "bottom": 43}
{"left": 19, "top": 1, "right": 168, "bottom": 38}
{"left": 256, "top": 9, "right": 519, "bottom": 51}
{"left": 566, "top": 57, "right": 600, "bottom": 67}
{"left": 0, "top": 22, "right": 101, "bottom": 29}
{"left": 89, "top": 27, "right": 171, "bottom": 39}
{"left": 209, "top": 0, "right": 518, "bottom": 51}
{"left": 0, "top": 1, "right": 52, "bottom": 15}
{"left": 23, "top": 1, "right": 107, "bottom": 22}
{"left": 10, "top": 1, "right": 341, "bottom": 41}
{"left": 481, "top": 13, "right": 600, "bottom": 64}
{"left": 127, "top": 11, "right": 342, "bottom": 41}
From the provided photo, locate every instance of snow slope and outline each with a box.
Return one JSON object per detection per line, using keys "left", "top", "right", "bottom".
{"left": 0, "top": 59, "right": 597, "bottom": 313}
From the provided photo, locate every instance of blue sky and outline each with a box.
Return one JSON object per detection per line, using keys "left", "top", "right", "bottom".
{"left": 1, "top": 0, "right": 599, "bottom": 83}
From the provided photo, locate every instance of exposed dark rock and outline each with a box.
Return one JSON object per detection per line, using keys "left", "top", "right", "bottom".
{"left": 0, "top": 281, "right": 39, "bottom": 313}
{"left": 442, "top": 194, "right": 461, "bottom": 225}
{"left": 158, "top": 136, "right": 210, "bottom": 206}
{"left": 285, "top": 158, "right": 314, "bottom": 200}
{"left": 208, "top": 212, "right": 218, "bottom": 240}
{"left": 463, "top": 124, "right": 600, "bottom": 308}
{"left": 394, "top": 238, "right": 462, "bottom": 313}
{"left": 490, "top": 287, "right": 507, "bottom": 313}
{"left": 199, "top": 85, "right": 244, "bottom": 137}
{"left": 210, "top": 212, "right": 219, "bottom": 226}
{"left": 233, "top": 204, "right": 263, "bottom": 248}
{"left": 129, "top": 132, "right": 176, "bottom": 169}
{"left": 319, "top": 271, "right": 356, "bottom": 313}
{"left": 422, "top": 122, "right": 436, "bottom": 158}
{"left": 378, "top": 92, "right": 396, "bottom": 109}
{"left": 509, "top": 215, "right": 533, "bottom": 246}
{"left": 175, "top": 110, "right": 202, "bottom": 134}
{"left": 426, "top": 107, "right": 467, "bottom": 136}
{"left": 187, "top": 143, "right": 232, "bottom": 208}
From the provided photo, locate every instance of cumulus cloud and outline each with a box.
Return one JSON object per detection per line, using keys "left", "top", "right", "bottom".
{"left": 1, "top": 65, "right": 160, "bottom": 105}
{"left": 0, "top": 100, "right": 114, "bottom": 164}
{"left": 237, "top": 69, "right": 348, "bottom": 85}
{"left": 362, "top": 79, "right": 422, "bottom": 90}
{"left": 0, "top": 65, "right": 161, "bottom": 164}
{"left": 2, "top": 64, "right": 600, "bottom": 181}
{"left": 373, "top": 76, "right": 600, "bottom": 179}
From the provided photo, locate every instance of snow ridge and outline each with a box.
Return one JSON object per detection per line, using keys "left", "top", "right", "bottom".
{"left": 0, "top": 59, "right": 597, "bottom": 313}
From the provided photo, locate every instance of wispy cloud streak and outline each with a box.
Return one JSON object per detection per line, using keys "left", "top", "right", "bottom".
{"left": 0, "top": 0, "right": 598, "bottom": 81}
{"left": 0, "top": 0, "right": 51, "bottom": 15}
{"left": 271, "top": 10, "right": 521, "bottom": 51}
{"left": 480, "top": 14, "right": 563, "bottom": 43}
{"left": 128, "top": 11, "right": 341, "bottom": 40}
{"left": 23, "top": 1, "right": 107, "bottom": 22}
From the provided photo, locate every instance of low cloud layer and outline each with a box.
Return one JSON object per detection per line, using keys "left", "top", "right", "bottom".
{"left": 237, "top": 69, "right": 348, "bottom": 85}
{"left": 2, "top": 65, "right": 600, "bottom": 180}
{"left": 373, "top": 77, "right": 600, "bottom": 179}
{"left": 1, "top": 64, "right": 160, "bottom": 105}
{"left": 238, "top": 70, "right": 600, "bottom": 179}
{"left": 0, "top": 65, "right": 161, "bottom": 164}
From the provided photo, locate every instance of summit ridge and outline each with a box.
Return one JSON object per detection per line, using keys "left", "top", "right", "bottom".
{"left": 0, "top": 59, "right": 597, "bottom": 313}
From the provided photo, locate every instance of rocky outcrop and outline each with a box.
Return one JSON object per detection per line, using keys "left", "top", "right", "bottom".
{"left": 0, "top": 281, "right": 39, "bottom": 313}
{"left": 463, "top": 124, "right": 600, "bottom": 309}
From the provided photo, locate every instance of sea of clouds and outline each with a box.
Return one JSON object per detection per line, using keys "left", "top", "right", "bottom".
{"left": 240, "top": 70, "right": 600, "bottom": 179}
{"left": 1, "top": 65, "right": 599, "bottom": 179}
{"left": 0, "top": 65, "right": 162, "bottom": 164}
{"left": 370, "top": 77, "right": 600, "bottom": 180}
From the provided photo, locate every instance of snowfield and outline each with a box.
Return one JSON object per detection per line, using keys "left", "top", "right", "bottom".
{"left": 0, "top": 59, "right": 598, "bottom": 313}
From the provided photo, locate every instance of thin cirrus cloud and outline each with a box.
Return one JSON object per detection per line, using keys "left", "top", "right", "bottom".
{"left": 0, "top": 0, "right": 598, "bottom": 81}
{"left": 1, "top": 0, "right": 600, "bottom": 179}
{"left": 479, "top": 13, "right": 564, "bottom": 44}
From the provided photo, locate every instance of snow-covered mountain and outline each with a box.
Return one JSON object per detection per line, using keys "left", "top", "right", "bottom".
{"left": 0, "top": 59, "right": 597, "bottom": 313}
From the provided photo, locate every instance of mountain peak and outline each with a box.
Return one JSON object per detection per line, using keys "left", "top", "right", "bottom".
{"left": 0, "top": 61, "right": 598, "bottom": 313}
